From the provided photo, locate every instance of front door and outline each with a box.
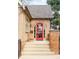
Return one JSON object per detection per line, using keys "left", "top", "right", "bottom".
{"left": 36, "top": 23, "right": 43, "bottom": 40}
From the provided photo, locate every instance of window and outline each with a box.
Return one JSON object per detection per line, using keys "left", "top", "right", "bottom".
{"left": 25, "top": 21, "right": 30, "bottom": 32}
{"left": 34, "top": 26, "right": 36, "bottom": 38}
{"left": 44, "top": 28, "right": 45, "bottom": 38}
{"left": 44, "top": 25, "right": 46, "bottom": 38}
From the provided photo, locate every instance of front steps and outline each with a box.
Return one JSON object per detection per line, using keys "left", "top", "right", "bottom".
{"left": 20, "top": 55, "right": 60, "bottom": 59}
{"left": 19, "top": 40, "right": 59, "bottom": 59}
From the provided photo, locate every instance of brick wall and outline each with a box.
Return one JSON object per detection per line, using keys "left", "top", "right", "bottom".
{"left": 49, "top": 30, "right": 60, "bottom": 54}
{"left": 30, "top": 19, "right": 50, "bottom": 40}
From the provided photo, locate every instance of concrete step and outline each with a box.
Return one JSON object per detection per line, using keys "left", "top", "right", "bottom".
{"left": 24, "top": 45, "right": 49, "bottom": 48}
{"left": 23, "top": 48, "right": 51, "bottom": 51}
{"left": 22, "top": 50, "right": 51, "bottom": 52}
{"left": 26, "top": 41, "right": 49, "bottom": 45}
{"left": 23, "top": 47, "right": 50, "bottom": 51}
{"left": 20, "top": 40, "right": 55, "bottom": 57}
{"left": 24, "top": 44, "right": 49, "bottom": 46}
{"left": 19, "top": 55, "right": 60, "bottom": 59}
{"left": 19, "top": 41, "right": 60, "bottom": 59}
{"left": 21, "top": 51, "right": 54, "bottom": 55}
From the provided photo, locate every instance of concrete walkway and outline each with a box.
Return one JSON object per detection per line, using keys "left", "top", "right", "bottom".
{"left": 19, "top": 40, "right": 60, "bottom": 59}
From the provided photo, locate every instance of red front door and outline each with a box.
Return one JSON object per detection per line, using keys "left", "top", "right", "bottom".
{"left": 36, "top": 23, "right": 43, "bottom": 40}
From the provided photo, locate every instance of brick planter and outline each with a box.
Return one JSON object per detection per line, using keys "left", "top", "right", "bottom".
{"left": 49, "top": 30, "right": 60, "bottom": 54}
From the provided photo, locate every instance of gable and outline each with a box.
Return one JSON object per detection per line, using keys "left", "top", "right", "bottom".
{"left": 26, "top": 5, "right": 53, "bottom": 18}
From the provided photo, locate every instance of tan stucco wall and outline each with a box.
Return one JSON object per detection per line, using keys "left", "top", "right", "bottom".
{"left": 30, "top": 19, "right": 50, "bottom": 40}
{"left": 18, "top": 7, "right": 30, "bottom": 49}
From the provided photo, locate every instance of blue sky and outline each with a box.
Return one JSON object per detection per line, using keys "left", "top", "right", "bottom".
{"left": 22, "top": 0, "right": 47, "bottom": 5}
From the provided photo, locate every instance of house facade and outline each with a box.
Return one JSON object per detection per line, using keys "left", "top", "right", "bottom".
{"left": 27, "top": 5, "right": 53, "bottom": 41}
{"left": 18, "top": 2, "right": 53, "bottom": 51}
{"left": 18, "top": 1, "right": 31, "bottom": 50}
{"left": 18, "top": 2, "right": 60, "bottom": 57}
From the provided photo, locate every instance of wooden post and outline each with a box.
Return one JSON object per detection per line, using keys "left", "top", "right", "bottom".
{"left": 18, "top": 39, "right": 21, "bottom": 57}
